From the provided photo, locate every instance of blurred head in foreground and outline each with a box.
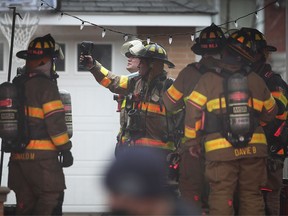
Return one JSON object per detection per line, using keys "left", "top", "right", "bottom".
{"left": 104, "top": 146, "right": 200, "bottom": 215}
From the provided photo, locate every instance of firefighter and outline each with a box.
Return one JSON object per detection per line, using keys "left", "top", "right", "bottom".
{"left": 242, "top": 27, "right": 288, "bottom": 215}
{"left": 79, "top": 42, "right": 187, "bottom": 184}
{"left": 114, "top": 40, "right": 141, "bottom": 156}
{"left": 162, "top": 23, "right": 226, "bottom": 213}
{"left": 8, "top": 34, "right": 73, "bottom": 215}
{"left": 184, "top": 29, "right": 278, "bottom": 215}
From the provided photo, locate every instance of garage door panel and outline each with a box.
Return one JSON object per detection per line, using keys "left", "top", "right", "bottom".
{"left": 63, "top": 175, "right": 109, "bottom": 213}
{"left": 71, "top": 130, "right": 116, "bottom": 161}
{"left": 69, "top": 87, "right": 116, "bottom": 117}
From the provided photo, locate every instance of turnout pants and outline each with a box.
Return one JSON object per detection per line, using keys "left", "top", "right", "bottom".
{"left": 8, "top": 157, "right": 66, "bottom": 215}
{"left": 205, "top": 157, "right": 267, "bottom": 215}
{"left": 264, "top": 158, "right": 284, "bottom": 215}
{"left": 179, "top": 150, "right": 208, "bottom": 212}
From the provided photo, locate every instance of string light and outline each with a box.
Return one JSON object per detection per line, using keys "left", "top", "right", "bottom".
{"left": 58, "top": 12, "right": 64, "bottom": 20}
{"left": 80, "top": 21, "right": 84, "bottom": 30}
{"left": 191, "top": 34, "right": 195, "bottom": 41}
{"left": 38, "top": 2, "right": 43, "bottom": 11}
{"left": 169, "top": 36, "right": 173, "bottom": 44}
{"left": 147, "top": 37, "right": 150, "bottom": 44}
{"left": 40, "top": 0, "right": 278, "bottom": 42}
{"left": 275, "top": 1, "right": 280, "bottom": 7}
{"left": 102, "top": 29, "right": 106, "bottom": 38}
{"left": 255, "top": 12, "right": 259, "bottom": 19}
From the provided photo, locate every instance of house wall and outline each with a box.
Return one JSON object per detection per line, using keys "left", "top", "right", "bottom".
{"left": 137, "top": 26, "right": 197, "bottom": 79}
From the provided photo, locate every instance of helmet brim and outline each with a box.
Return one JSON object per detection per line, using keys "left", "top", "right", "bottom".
{"left": 265, "top": 45, "right": 277, "bottom": 52}
{"left": 164, "top": 60, "right": 175, "bottom": 68}
{"left": 16, "top": 50, "right": 28, "bottom": 59}
{"left": 16, "top": 50, "right": 56, "bottom": 60}
{"left": 227, "top": 44, "right": 255, "bottom": 64}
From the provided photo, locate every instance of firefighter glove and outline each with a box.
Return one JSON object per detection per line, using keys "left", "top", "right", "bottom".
{"left": 60, "top": 150, "right": 74, "bottom": 168}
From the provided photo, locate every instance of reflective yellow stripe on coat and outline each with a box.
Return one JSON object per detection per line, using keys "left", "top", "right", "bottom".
{"left": 166, "top": 85, "right": 183, "bottom": 103}
{"left": 134, "top": 138, "right": 174, "bottom": 150}
{"left": 185, "top": 119, "right": 202, "bottom": 139}
{"left": 204, "top": 133, "right": 267, "bottom": 152}
{"left": 99, "top": 66, "right": 112, "bottom": 87}
{"left": 43, "top": 100, "right": 63, "bottom": 115}
{"left": 139, "top": 102, "right": 166, "bottom": 115}
{"left": 51, "top": 133, "right": 70, "bottom": 147}
{"left": 26, "top": 140, "right": 57, "bottom": 150}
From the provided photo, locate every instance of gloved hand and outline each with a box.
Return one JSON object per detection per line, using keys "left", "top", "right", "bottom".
{"left": 79, "top": 54, "right": 94, "bottom": 70}
{"left": 60, "top": 150, "right": 74, "bottom": 168}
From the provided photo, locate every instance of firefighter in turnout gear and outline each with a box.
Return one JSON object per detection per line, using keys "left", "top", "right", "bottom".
{"left": 242, "top": 27, "right": 288, "bottom": 215}
{"left": 8, "top": 34, "right": 73, "bottom": 215}
{"left": 163, "top": 23, "right": 226, "bottom": 213}
{"left": 80, "top": 42, "right": 184, "bottom": 186}
{"left": 184, "top": 29, "right": 278, "bottom": 215}
{"left": 114, "top": 39, "right": 141, "bottom": 156}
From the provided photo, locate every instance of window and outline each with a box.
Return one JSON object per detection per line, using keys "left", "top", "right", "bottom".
{"left": 77, "top": 43, "right": 112, "bottom": 71}
{"left": 55, "top": 43, "right": 65, "bottom": 72}
{"left": 0, "top": 43, "right": 3, "bottom": 71}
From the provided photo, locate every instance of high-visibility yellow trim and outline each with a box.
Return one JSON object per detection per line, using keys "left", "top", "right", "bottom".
{"left": 185, "top": 125, "right": 196, "bottom": 138}
{"left": 272, "top": 91, "right": 288, "bottom": 107}
{"left": 184, "top": 119, "right": 201, "bottom": 139}
{"left": 134, "top": 138, "right": 173, "bottom": 150}
{"left": 264, "top": 95, "right": 276, "bottom": 111}
{"left": 100, "top": 66, "right": 109, "bottom": 76}
{"left": 27, "top": 106, "right": 44, "bottom": 119}
{"left": 166, "top": 85, "right": 183, "bottom": 102}
{"left": 121, "top": 99, "right": 127, "bottom": 109}
{"left": 43, "top": 100, "right": 63, "bottom": 115}
{"left": 100, "top": 77, "right": 112, "bottom": 87}
{"left": 188, "top": 91, "right": 207, "bottom": 107}
{"left": 204, "top": 133, "right": 267, "bottom": 152}
{"left": 119, "top": 76, "right": 128, "bottom": 89}
{"left": 207, "top": 97, "right": 226, "bottom": 112}
{"left": 250, "top": 98, "right": 263, "bottom": 112}
{"left": 195, "top": 119, "right": 202, "bottom": 130}
{"left": 26, "top": 140, "right": 57, "bottom": 150}
{"left": 276, "top": 112, "right": 287, "bottom": 121}
{"left": 51, "top": 133, "right": 69, "bottom": 146}
{"left": 140, "top": 102, "right": 166, "bottom": 115}
{"left": 35, "top": 42, "right": 41, "bottom": 49}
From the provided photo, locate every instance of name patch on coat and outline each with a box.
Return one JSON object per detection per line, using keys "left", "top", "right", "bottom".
{"left": 234, "top": 146, "right": 256, "bottom": 156}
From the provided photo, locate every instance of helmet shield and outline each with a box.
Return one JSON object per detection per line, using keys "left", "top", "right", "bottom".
{"left": 121, "top": 39, "right": 146, "bottom": 58}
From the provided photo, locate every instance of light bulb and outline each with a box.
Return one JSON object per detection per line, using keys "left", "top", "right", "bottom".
{"left": 58, "top": 12, "right": 64, "bottom": 20}
{"left": 80, "top": 21, "right": 84, "bottom": 30}
{"left": 38, "top": 2, "right": 43, "bottom": 11}
{"left": 169, "top": 36, "right": 173, "bottom": 44}
{"left": 147, "top": 37, "right": 150, "bottom": 44}
{"left": 191, "top": 34, "right": 195, "bottom": 41}
{"left": 102, "top": 29, "right": 106, "bottom": 38}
